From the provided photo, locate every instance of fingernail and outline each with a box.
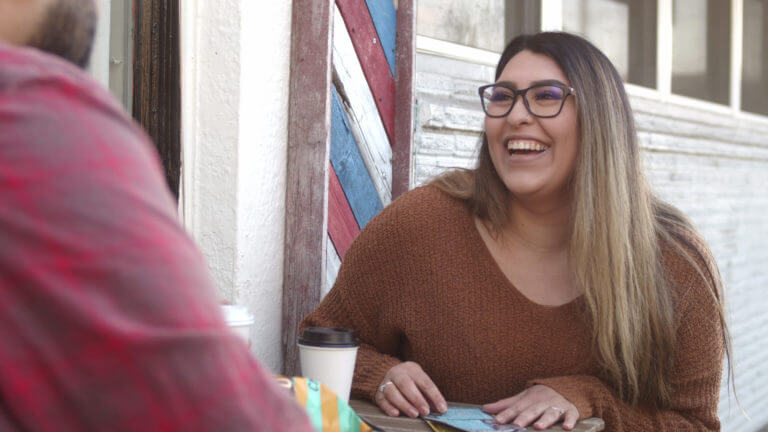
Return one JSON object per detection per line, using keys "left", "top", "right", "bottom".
{"left": 389, "top": 410, "right": 398, "bottom": 416}
{"left": 409, "top": 409, "right": 419, "bottom": 417}
{"left": 421, "top": 406, "right": 429, "bottom": 415}
{"left": 439, "top": 403, "right": 447, "bottom": 412}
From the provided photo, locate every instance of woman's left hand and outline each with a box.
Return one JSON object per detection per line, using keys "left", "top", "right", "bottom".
{"left": 482, "top": 385, "right": 579, "bottom": 430}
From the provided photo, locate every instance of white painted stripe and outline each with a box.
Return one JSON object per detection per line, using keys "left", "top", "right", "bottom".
{"left": 324, "top": 233, "right": 342, "bottom": 298}
{"left": 416, "top": 35, "right": 500, "bottom": 67}
{"left": 333, "top": 6, "right": 392, "bottom": 205}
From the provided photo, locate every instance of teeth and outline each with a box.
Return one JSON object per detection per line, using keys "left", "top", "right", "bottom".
{"left": 506, "top": 140, "right": 548, "bottom": 152}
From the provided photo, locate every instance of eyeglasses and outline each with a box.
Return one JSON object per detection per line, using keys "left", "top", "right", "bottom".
{"left": 478, "top": 82, "right": 575, "bottom": 119}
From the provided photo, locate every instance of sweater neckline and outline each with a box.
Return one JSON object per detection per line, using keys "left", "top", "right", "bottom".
{"left": 461, "top": 205, "right": 584, "bottom": 312}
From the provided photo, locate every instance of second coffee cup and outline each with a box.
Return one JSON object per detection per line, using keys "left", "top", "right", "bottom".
{"left": 298, "top": 327, "right": 359, "bottom": 402}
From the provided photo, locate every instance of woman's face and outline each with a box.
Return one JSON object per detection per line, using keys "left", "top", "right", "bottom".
{"left": 484, "top": 50, "right": 579, "bottom": 204}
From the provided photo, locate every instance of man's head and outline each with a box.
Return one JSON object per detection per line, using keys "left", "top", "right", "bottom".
{"left": 0, "top": 0, "right": 97, "bottom": 68}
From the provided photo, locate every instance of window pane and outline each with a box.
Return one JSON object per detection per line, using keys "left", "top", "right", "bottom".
{"left": 671, "top": 0, "right": 730, "bottom": 104}
{"left": 417, "top": 0, "right": 505, "bottom": 52}
{"left": 109, "top": 0, "right": 134, "bottom": 112}
{"left": 742, "top": 0, "right": 768, "bottom": 115}
{"left": 563, "top": 0, "right": 657, "bottom": 88}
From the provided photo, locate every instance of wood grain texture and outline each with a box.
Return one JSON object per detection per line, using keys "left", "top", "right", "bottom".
{"left": 133, "top": 0, "right": 181, "bottom": 198}
{"left": 328, "top": 164, "right": 361, "bottom": 261}
{"left": 333, "top": 5, "right": 392, "bottom": 205}
{"left": 392, "top": 0, "right": 415, "bottom": 198}
{"left": 331, "top": 88, "right": 384, "bottom": 228}
{"left": 349, "top": 400, "right": 605, "bottom": 432}
{"left": 336, "top": 0, "right": 396, "bottom": 142}
{"left": 364, "top": 0, "right": 397, "bottom": 75}
{"left": 283, "top": 0, "right": 334, "bottom": 376}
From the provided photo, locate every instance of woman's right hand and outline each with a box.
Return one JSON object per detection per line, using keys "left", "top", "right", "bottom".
{"left": 373, "top": 361, "right": 448, "bottom": 418}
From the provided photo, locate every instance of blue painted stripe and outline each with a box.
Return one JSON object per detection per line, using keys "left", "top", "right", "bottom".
{"left": 330, "top": 88, "right": 383, "bottom": 228}
{"left": 364, "top": 0, "right": 396, "bottom": 76}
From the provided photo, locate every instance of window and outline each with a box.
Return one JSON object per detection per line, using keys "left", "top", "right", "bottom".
{"left": 89, "top": 0, "right": 181, "bottom": 196}
{"left": 109, "top": 0, "right": 134, "bottom": 112}
{"left": 417, "top": 0, "right": 506, "bottom": 52}
{"left": 416, "top": 0, "right": 657, "bottom": 88}
{"left": 416, "top": 0, "right": 768, "bottom": 118}
{"left": 562, "top": 0, "right": 656, "bottom": 88}
{"left": 671, "top": 0, "right": 731, "bottom": 104}
{"left": 742, "top": 0, "right": 768, "bottom": 115}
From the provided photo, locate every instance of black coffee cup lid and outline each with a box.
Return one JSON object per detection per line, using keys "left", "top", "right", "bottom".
{"left": 298, "top": 327, "right": 359, "bottom": 347}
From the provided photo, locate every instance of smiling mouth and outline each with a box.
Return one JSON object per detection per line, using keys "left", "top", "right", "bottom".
{"left": 506, "top": 139, "right": 549, "bottom": 156}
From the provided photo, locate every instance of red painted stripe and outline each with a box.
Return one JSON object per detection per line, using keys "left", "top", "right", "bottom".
{"left": 328, "top": 164, "right": 360, "bottom": 260}
{"left": 336, "top": 0, "right": 395, "bottom": 143}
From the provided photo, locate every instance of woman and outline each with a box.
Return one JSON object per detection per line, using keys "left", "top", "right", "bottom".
{"left": 301, "top": 32, "right": 731, "bottom": 431}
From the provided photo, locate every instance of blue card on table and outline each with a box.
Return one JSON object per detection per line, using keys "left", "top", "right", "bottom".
{"left": 424, "top": 407, "right": 524, "bottom": 431}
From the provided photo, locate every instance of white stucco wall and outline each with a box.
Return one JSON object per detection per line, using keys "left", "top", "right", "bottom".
{"left": 236, "top": 0, "right": 294, "bottom": 372}
{"left": 181, "top": 0, "right": 293, "bottom": 372}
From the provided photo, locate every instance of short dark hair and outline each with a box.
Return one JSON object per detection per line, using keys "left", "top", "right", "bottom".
{"left": 28, "top": 0, "right": 97, "bottom": 69}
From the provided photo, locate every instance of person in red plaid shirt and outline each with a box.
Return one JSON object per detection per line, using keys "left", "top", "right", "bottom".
{"left": 0, "top": 1, "right": 313, "bottom": 431}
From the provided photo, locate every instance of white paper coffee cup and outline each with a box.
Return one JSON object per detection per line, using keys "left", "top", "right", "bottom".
{"left": 221, "top": 305, "right": 255, "bottom": 347}
{"left": 298, "top": 327, "right": 359, "bottom": 402}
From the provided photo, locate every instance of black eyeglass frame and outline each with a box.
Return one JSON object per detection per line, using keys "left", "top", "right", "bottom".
{"left": 478, "top": 83, "right": 576, "bottom": 119}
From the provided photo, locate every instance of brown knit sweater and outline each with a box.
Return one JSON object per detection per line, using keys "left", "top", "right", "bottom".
{"left": 301, "top": 185, "right": 724, "bottom": 431}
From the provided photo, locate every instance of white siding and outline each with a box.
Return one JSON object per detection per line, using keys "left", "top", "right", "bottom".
{"left": 413, "top": 51, "right": 768, "bottom": 431}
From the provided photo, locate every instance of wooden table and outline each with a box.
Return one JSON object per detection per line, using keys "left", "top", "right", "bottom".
{"left": 350, "top": 400, "right": 604, "bottom": 432}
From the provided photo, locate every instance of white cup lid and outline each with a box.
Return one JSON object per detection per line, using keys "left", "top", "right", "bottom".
{"left": 221, "top": 305, "right": 255, "bottom": 326}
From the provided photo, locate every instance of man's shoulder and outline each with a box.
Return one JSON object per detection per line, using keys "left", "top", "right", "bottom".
{"left": 1, "top": 43, "right": 81, "bottom": 77}
{"left": 0, "top": 44, "right": 160, "bottom": 191}
{"left": 0, "top": 44, "right": 131, "bottom": 127}
{"left": 1, "top": 44, "right": 87, "bottom": 90}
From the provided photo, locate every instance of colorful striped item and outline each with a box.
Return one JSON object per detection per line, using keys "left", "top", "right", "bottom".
{"left": 275, "top": 376, "right": 377, "bottom": 432}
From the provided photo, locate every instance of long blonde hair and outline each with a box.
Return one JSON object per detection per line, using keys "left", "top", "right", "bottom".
{"left": 433, "top": 32, "right": 732, "bottom": 409}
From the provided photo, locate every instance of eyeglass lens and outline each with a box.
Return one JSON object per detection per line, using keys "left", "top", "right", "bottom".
{"left": 481, "top": 85, "right": 567, "bottom": 118}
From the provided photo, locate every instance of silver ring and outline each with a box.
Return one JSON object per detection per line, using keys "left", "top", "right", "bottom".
{"left": 551, "top": 406, "right": 565, "bottom": 416}
{"left": 378, "top": 381, "right": 394, "bottom": 393}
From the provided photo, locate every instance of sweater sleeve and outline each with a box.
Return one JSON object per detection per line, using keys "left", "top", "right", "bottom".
{"left": 527, "top": 270, "right": 725, "bottom": 431}
{"left": 300, "top": 285, "right": 402, "bottom": 402}
{"left": 301, "top": 193, "right": 421, "bottom": 402}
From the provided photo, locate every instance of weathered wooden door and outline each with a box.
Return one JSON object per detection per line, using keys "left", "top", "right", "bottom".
{"left": 283, "top": 0, "right": 415, "bottom": 375}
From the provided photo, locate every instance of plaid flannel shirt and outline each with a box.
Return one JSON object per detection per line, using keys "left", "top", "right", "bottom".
{"left": 0, "top": 44, "right": 312, "bottom": 432}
